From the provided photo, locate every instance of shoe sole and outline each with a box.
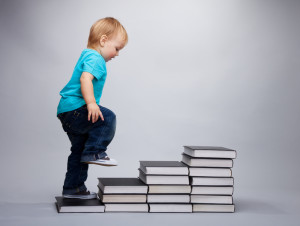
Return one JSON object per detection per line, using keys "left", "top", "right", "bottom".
{"left": 85, "top": 161, "right": 117, "bottom": 166}
{"left": 63, "top": 195, "right": 97, "bottom": 199}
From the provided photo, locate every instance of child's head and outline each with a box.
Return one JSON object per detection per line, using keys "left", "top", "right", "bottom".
{"left": 87, "top": 17, "right": 128, "bottom": 62}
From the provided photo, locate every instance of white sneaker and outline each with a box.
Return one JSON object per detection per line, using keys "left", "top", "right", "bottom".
{"left": 85, "top": 156, "right": 118, "bottom": 166}
{"left": 63, "top": 190, "right": 97, "bottom": 199}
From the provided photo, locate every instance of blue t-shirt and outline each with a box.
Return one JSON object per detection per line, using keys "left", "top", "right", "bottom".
{"left": 57, "top": 49, "right": 107, "bottom": 115}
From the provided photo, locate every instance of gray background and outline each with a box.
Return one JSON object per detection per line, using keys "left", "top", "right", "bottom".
{"left": 0, "top": 0, "right": 299, "bottom": 225}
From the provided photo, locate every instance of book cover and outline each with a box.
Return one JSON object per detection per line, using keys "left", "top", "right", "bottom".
{"left": 183, "top": 146, "right": 237, "bottom": 159}
{"left": 98, "top": 189, "right": 147, "bottom": 203}
{"left": 139, "top": 161, "right": 189, "bottom": 175}
{"left": 104, "top": 203, "right": 149, "bottom": 212}
{"left": 188, "top": 167, "right": 232, "bottom": 177}
{"left": 190, "top": 195, "right": 233, "bottom": 204}
{"left": 98, "top": 177, "right": 148, "bottom": 194}
{"left": 138, "top": 169, "right": 189, "bottom": 185}
{"left": 181, "top": 153, "right": 233, "bottom": 167}
{"left": 148, "top": 185, "right": 191, "bottom": 194}
{"left": 193, "top": 204, "right": 235, "bottom": 213}
{"left": 149, "top": 204, "right": 193, "bottom": 213}
{"left": 190, "top": 177, "right": 234, "bottom": 186}
{"left": 55, "top": 196, "right": 105, "bottom": 213}
{"left": 191, "top": 186, "right": 234, "bottom": 195}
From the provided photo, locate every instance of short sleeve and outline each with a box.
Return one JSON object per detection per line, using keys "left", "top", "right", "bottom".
{"left": 82, "top": 53, "right": 106, "bottom": 80}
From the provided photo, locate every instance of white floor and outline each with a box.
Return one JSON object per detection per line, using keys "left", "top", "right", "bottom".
{"left": 1, "top": 189, "right": 299, "bottom": 226}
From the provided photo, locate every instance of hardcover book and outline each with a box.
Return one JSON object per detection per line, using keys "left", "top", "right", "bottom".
{"left": 98, "top": 177, "right": 148, "bottom": 194}
{"left": 138, "top": 169, "right": 189, "bottom": 185}
{"left": 148, "top": 185, "right": 191, "bottom": 194}
{"left": 149, "top": 204, "right": 193, "bottom": 213}
{"left": 181, "top": 153, "right": 233, "bottom": 167}
{"left": 193, "top": 204, "right": 235, "bottom": 212}
{"left": 191, "top": 186, "right": 234, "bottom": 195}
{"left": 190, "top": 195, "right": 233, "bottom": 204}
{"left": 55, "top": 196, "right": 105, "bottom": 213}
{"left": 183, "top": 146, "right": 237, "bottom": 159}
{"left": 189, "top": 167, "right": 232, "bottom": 177}
{"left": 190, "top": 177, "right": 234, "bottom": 186}
{"left": 104, "top": 203, "right": 149, "bottom": 212}
{"left": 98, "top": 189, "right": 147, "bottom": 203}
{"left": 147, "top": 194, "right": 190, "bottom": 203}
{"left": 139, "top": 161, "right": 188, "bottom": 175}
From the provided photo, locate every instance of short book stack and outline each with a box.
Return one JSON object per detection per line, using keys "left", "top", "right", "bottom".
{"left": 139, "top": 161, "right": 192, "bottom": 213}
{"left": 181, "top": 146, "right": 237, "bottom": 213}
{"left": 97, "top": 177, "right": 148, "bottom": 212}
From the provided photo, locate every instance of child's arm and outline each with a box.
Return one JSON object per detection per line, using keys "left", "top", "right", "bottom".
{"left": 80, "top": 72, "right": 104, "bottom": 123}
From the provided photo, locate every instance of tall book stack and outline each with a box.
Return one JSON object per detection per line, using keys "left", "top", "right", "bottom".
{"left": 97, "top": 177, "right": 148, "bottom": 212}
{"left": 181, "top": 146, "right": 237, "bottom": 213}
{"left": 138, "top": 161, "right": 192, "bottom": 213}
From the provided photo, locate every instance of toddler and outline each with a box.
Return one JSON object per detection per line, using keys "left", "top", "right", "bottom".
{"left": 57, "top": 17, "right": 128, "bottom": 199}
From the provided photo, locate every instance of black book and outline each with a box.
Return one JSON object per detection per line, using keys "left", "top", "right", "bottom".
{"left": 181, "top": 153, "right": 233, "bottom": 167}
{"left": 183, "top": 146, "right": 237, "bottom": 159}
{"left": 55, "top": 196, "right": 105, "bottom": 213}
{"left": 98, "top": 177, "right": 148, "bottom": 194}
{"left": 139, "top": 161, "right": 189, "bottom": 175}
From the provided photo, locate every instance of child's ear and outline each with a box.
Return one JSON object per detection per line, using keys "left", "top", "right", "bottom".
{"left": 99, "top": 35, "right": 108, "bottom": 47}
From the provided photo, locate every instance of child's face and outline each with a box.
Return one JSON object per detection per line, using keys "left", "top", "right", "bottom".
{"left": 99, "top": 32, "right": 125, "bottom": 62}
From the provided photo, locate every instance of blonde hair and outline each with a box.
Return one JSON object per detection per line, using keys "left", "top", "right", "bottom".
{"left": 87, "top": 17, "right": 128, "bottom": 49}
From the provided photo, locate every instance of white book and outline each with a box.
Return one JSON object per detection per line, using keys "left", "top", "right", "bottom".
{"left": 139, "top": 161, "right": 188, "bottom": 175}
{"left": 148, "top": 185, "right": 191, "bottom": 194}
{"left": 191, "top": 186, "right": 234, "bottom": 195}
{"left": 104, "top": 204, "right": 149, "bottom": 212}
{"left": 191, "top": 177, "right": 234, "bottom": 186}
{"left": 189, "top": 167, "right": 232, "bottom": 177}
{"left": 139, "top": 169, "right": 189, "bottom": 185}
{"left": 147, "top": 195, "right": 190, "bottom": 203}
{"left": 149, "top": 204, "right": 192, "bottom": 213}
{"left": 193, "top": 204, "right": 235, "bottom": 212}
{"left": 182, "top": 154, "right": 233, "bottom": 167}
{"left": 191, "top": 195, "right": 233, "bottom": 204}
{"left": 183, "top": 146, "right": 237, "bottom": 159}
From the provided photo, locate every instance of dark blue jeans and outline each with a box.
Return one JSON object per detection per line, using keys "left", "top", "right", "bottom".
{"left": 57, "top": 104, "right": 116, "bottom": 195}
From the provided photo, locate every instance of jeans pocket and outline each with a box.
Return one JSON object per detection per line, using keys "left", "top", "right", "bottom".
{"left": 59, "top": 105, "right": 91, "bottom": 134}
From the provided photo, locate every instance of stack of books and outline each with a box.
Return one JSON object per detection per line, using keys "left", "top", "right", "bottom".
{"left": 55, "top": 145, "right": 237, "bottom": 213}
{"left": 138, "top": 161, "right": 192, "bottom": 213}
{"left": 181, "top": 146, "right": 237, "bottom": 213}
{"left": 97, "top": 177, "right": 149, "bottom": 212}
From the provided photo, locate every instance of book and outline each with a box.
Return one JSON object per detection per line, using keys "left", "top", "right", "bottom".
{"left": 148, "top": 185, "right": 191, "bottom": 194}
{"left": 138, "top": 169, "right": 189, "bottom": 185}
{"left": 139, "top": 161, "right": 188, "bottom": 175}
{"left": 183, "top": 146, "right": 237, "bottom": 159}
{"left": 149, "top": 204, "right": 192, "bottom": 213}
{"left": 193, "top": 204, "right": 235, "bottom": 213}
{"left": 55, "top": 196, "right": 105, "bottom": 213}
{"left": 190, "top": 177, "right": 234, "bottom": 186}
{"left": 191, "top": 186, "right": 234, "bottom": 195}
{"left": 147, "top": 194, "right": 190, "bottom": 203}
{"left": 98, "top": 189, "right": 147, "bottom": 203}
{"left": 190, "top": 195, "right": 233, "bottom": 204}
{"left": 104, "top": 203, "right": 149, "bottom": 212}
{"left": 98, "top": 177, "right": 148, "bottom": 194}
{"left": 189, "top": 167, "right": 232, "bottom": 177}
{"left": 181, "top": 153, "right": 233, "bottom": 167}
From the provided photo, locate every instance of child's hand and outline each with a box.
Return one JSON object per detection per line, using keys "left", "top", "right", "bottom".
{"left": 87, "top": 103, "right": 104, "bottom": 123}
